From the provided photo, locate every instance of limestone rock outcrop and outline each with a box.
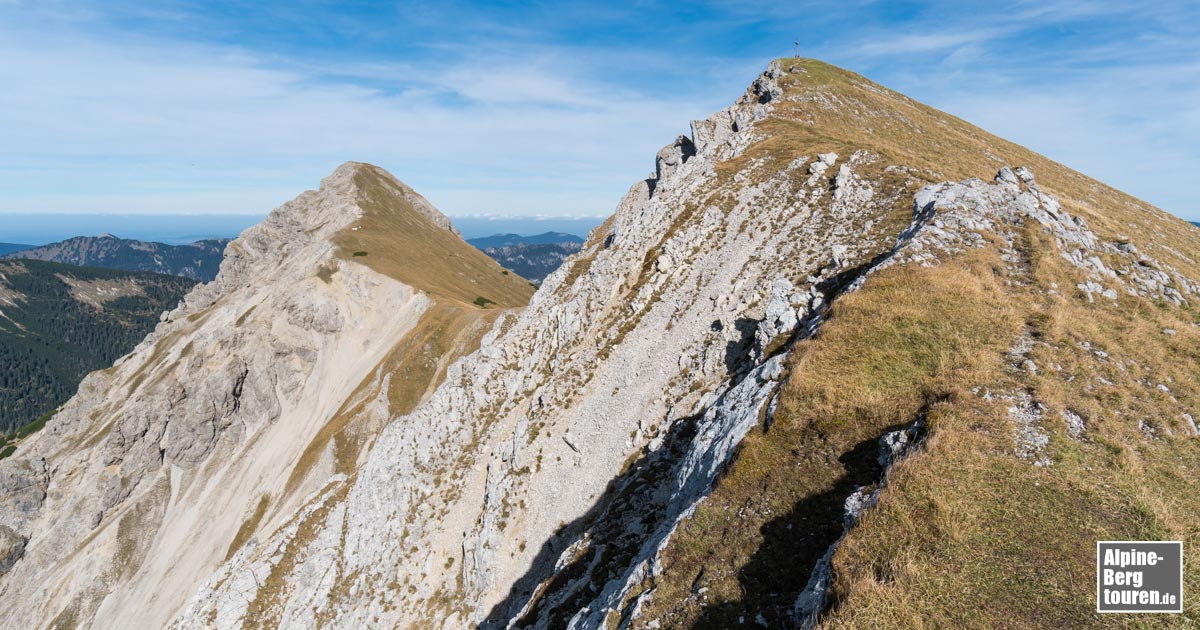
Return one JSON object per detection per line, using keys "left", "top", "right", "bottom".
{"left": 0, "top": 524, "right": 24, "bottom": 576}
{"left": 168, "top": 60, "right": 940, "bottom": 629}
{"left": 3, "top": 57, "right": 1199, "bottom": 630}
{"left": 0, "top": 162, "right": 506, "bottom": 629}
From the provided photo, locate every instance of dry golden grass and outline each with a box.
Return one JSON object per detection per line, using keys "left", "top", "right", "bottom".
{"left": 225, "top": 494, "right": 271, "bottom": 562}
{"left": 826, "top": 231, "right": 1200, "bottom": 629}
{"left": 331, "top": 165, "right": 534, "bottom": 309}
{"left": 641, "top": 247, "right": 1022, "bottom": 628}
{"left": 637, "top": 59, "right": 1200, "bottom": 628}
{"left": 644, "top": 233, "right": 1200, "bottom": 627}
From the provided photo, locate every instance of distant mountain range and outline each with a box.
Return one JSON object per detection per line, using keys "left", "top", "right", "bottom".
{"left": 3, "top": 235, "right": 229, "bottom": 281}
{"left": 0, "top": 244, "right": 32, "bottom": 256}
{"left": 467, "top": 231, "right": 584, "bottom": 248}
{"left": 0, "top": 259, "right": 196, "bottom": 435}
{"left": 467, "top": 232, "right": 585, "bottom": 283}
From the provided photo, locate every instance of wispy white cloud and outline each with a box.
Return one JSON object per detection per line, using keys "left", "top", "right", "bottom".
{"left": 854, "top": 28, "right": 1013, "bottom": 57}
{"left": 0, "top": 23, "right": 726, "bottom": 217}
{"left": 1, "top": 0, "right": 1198, "bottom": 222}
{"left": 929, "top": 60, "right": 1200, "bottom": 214}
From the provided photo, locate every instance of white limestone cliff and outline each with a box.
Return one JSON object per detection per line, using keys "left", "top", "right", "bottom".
{"left": 168, "top": 61, "right": 930, "bottom": 629}
{"left": 0, "top": 163, "right": 450, "bottom": 629}
{"left": 4, "top": 58, "right": 1194, "bottom": 630}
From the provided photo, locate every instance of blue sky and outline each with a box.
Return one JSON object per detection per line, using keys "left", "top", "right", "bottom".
{"left": 0, "top": 0, "right": 1197, "bottom": 220}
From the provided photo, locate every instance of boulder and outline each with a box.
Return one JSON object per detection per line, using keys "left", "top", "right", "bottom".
{"left": 0, "top": 524, "right": 25, "bottom": 576}
{"left": 754, "top": 278, "right": 801, "bottom": 360}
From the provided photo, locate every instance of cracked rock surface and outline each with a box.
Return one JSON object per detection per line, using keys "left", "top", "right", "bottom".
{"left": 4, "top": 57, "right": 1200, "bottom": 630}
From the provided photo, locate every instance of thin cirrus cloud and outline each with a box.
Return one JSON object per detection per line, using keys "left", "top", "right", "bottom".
{"left": 928, "top": 64, "right": 1200, "bottom": 217}
{"left": 853, "top": 28, "right": 1016, "bottom": 57}
{"left": 0, "top": 22, "right": 722, "bottom": 217}
{"left": 0, "top": 0, "right": 1198, "bottom": 220}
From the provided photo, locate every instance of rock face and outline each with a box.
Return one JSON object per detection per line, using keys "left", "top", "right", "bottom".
{"left": 897, "top": 167, "right": 1198, "bottom": 305}
{"left": 0, "top": 162, "right": 522, "bottom": 629}
{"left": 5, "top": 59, "right": 1200, "bottom": 630}
{"left": 0, "top": 524, "right": 25, "bottom": 575}
{"left": 170, "top": 60, "right": 946, "bottom": 629}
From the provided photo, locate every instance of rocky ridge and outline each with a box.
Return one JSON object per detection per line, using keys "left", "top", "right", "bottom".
{"left": 170, "top": 60, "right": 984, "bottom": 628}
{"left": 2, "top": 57, "right": 1199, "bottom": 629}
{"left": 170, "top": 59, "right": 897, "bottom": 629}
{"left": 0, "top": 162, "right": 509, "bottom": 629}
{"left": 175, "top": 60, "right": 1200, "bottom": 629}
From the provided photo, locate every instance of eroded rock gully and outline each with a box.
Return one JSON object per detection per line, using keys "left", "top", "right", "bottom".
{"left": 3, "top": 58, "right": 1194, "bottom": 630}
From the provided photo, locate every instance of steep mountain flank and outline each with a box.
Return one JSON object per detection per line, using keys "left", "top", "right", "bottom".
{"left": 331, "top": 165, "right": 534, "bottom": 309}
{"left": 170, "top": 60, "right": 1200, "bottom": 629}
{"left": 0, "top": 163, "right": 530, "bottom": 629}
{"left": 4, "top": 58, "right": 1200, "bottom": 630}
{"left": 0, "top": 260, "right": 196, "bottom": 434}
{"left": 4, "top": 236, "right": 230, "bottom": 281}
{"left": 623, "top": 63, "right": 1200, "bottom": 630}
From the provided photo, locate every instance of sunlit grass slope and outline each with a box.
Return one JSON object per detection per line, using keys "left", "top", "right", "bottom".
{"left": 637, "top": 59, "right": 1200, "bottom": 629}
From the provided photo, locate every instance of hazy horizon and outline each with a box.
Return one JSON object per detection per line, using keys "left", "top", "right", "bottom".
{"left": 0, "top": 213, "right": 605, "bottom": 246}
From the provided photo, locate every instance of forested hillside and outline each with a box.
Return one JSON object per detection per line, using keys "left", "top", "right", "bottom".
{"left": 0, "top": 260, "right": 195, "bottom": 436}
{"left": 467, "top": 232, "right": 584, "bottom": 282}
{"left": 4, "top": 235, "right": 229, "bottom": 281}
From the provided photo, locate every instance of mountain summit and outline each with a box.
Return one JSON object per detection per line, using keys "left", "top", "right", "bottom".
{"left": 2, "top": 60, "right": 1198, "bottom": 629}
{"left": 0, "top": 159, "right": 530, "bottom": 629}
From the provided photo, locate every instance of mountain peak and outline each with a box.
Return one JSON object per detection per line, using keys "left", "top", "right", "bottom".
{"left": 6, "top": 54, "right": 1200, "bottom": 630}
{"left": 332, "top": 160, "right": 459, "bottom": 236}
{"left": 177, "top": 161, "right": 531, "bottom": 315}
{"left": 234, "top": 161, "right": 442, "bottom": 246}
{"left": 327, "top": 163, "right": 534, "bottom": 307}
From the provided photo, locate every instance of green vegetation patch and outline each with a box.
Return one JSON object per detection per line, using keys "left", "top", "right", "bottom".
{"left": 13, "top": 407, "right": 57, "bottom": 440}
{"left": 0, "top": 260, "right": 195, "bottom": 433}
